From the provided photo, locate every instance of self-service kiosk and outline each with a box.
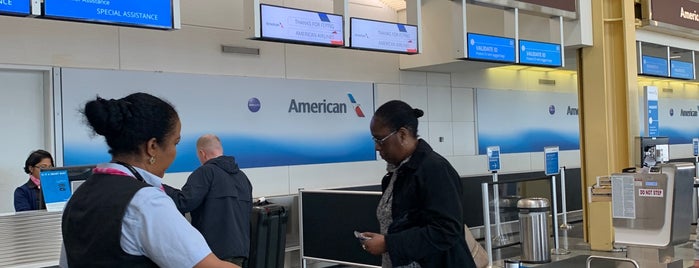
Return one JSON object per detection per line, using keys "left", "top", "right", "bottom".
{"left": 611, "top": 162, "right": 694, "bottom": 268}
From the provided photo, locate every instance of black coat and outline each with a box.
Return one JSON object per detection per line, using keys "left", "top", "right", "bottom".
{"left": 164, "top": 156, "right": 253, "bottom": 259}
{"left": 383, "top": 139, "right": 476, "bottom": 267}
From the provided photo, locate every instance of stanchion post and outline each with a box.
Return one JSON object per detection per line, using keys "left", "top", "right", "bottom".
{"left": 551, "top": 175, "right": 570, "bottom": 255}
{"left": 481, "top": 182, "right": 493, "bottom": 267}
{"left": 560, "top": 166, "right": 572, "bottom": 229}
{"left": 492, "top": 171, "right": 509, "bottom": 246}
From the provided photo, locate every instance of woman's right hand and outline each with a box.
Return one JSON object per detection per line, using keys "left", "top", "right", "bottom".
{"left": 361, "top": 232, "right": 386, "bottom": 256}
{"left": 694, "top": 259, "right": 699, "bottom": 268}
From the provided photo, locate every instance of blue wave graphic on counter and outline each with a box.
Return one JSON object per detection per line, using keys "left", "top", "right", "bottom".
{"left": 658, "top": 127, "right": 699, "bottom": 144}
{"left": 478, "top": 130, "right": 579, "bottom": 154}
{"left": 64, "top": 134, "right": 376, "bottom": 173}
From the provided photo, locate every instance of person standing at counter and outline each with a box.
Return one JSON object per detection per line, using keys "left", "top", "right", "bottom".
{"left": 163, "top": 134, "right": 253, "bottom": 267}
{"left": 358, "top": 100, "right": 476, "bottom": 267}
{"left": 14, "top": 149, "right": 54, "bottom": 212}
{"left": 59, "top": 92, "right": 238, "bottom": 268}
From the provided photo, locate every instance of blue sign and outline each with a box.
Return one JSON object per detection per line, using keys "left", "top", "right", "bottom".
{"left": 648, "top": 99, "right": 659, "bottom": 137}
{"left": 40, "top": 169, "right": 72, "bottom": 211}
{"left": 646, "top": 86, "right": 659, "bottom": 137}
{"left": 670, "top": 60, "right": 694, "bottom": 80}
{"left": 518, "top": 40, "right": 562, "bottom": 67}
{"left": 641, "top": 55, "right": 669, "bottom": 77}
{"left": 0, "top": 0, "right": 30, "bottom": 15}
{"left": 544, "top": 146, "right": 559, "bottom": 176}
{"left": 44, "top": 0, "right": 174, "bottom": 29}
{"left": 467, "top": 33, "right": 515, "bottom": 63}
{"left": 693, "top": 138, "right": 698, "bottom": 157}
{"left": 487, "top": 146, "right": 500, "bottom": 171}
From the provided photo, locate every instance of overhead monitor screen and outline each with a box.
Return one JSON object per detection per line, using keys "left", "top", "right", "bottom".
{"left": 640, "top": 55, "right": 669, "bottom": 77}
{"left": 260, "top": 4, "right": 344, "bottom": 46}
{"left": 466, "top": 33, "right": 515, "bottom": 63}
{"left": 518, "top": 40, "right": 562, "bottom": 67}
{"left": 350, "top": 17, "right": 418, "bottom": 54}
{"left": 670, "top": 60, "right": 694, "bottom": 80}
{"left": 0, "top": 0, "right": 30, "bottom": 16}
{"left": 43, "top": 0, "right": 174, "bottom": 29}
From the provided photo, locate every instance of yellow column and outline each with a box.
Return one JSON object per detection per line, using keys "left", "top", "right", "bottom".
{"left": 578, "top": 0, "right": 637, "bottom": 251}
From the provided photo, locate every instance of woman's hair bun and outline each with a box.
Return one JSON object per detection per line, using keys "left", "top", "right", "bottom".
{"left": 413, "top": 108, "right": 424, "bottom": 118}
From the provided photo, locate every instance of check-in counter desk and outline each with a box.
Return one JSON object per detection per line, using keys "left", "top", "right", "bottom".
{"left": 0, "top": 210, "right": 62, "bottom": 268}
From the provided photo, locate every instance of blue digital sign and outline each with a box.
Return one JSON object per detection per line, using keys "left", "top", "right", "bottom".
{"left": 0, "top": 0, "right": 30, "bottom": 15}
{"left": 467, "top": 33, "right": 515, "bottom": 63}
{"left": 641, "top": 55, "right": 669, "bottom": 77}
{"left": 518, "top": 40, "right": 562, "bottom": 67}
{"left": 44, "top": 0, "right": 174, "bottom": 29}
{"left": 544, "top": 146, "right": 559, "bottom": 176}
{"left": 670, "top": 60, "right": 694, "bottom": 80}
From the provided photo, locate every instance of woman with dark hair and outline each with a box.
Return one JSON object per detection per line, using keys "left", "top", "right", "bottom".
{"left": 59, "top": 92, "right": 238, "bottom": 268}
{"left": 14, "top": 149, "right": 54, "bottom": 212}
{"left": 359, "top": 100, "right": 476, "bottom": 267}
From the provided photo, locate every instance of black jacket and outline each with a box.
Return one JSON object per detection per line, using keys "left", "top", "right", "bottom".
{"left": 164, "top": 156, "right": 253, "bottom": 259}
{"left": 383, "top": 139, "right": 476, "bottom": 267}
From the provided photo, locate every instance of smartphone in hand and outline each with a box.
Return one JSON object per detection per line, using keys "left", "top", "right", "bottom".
{"left": 354, "top": 231, "right": 371, "bottom": 241}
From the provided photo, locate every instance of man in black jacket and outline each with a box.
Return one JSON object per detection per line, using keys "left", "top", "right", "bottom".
{"left": 164, "top": 134, "right": 253, "bottom": 267}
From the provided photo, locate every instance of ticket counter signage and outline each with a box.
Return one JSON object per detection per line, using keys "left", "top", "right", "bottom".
{"left": 544, "top": 146, "right": 559, "bottom": 176}
{"left": 487, "top": 146, "right": 501, "bottom": 171}
{"left": 518, "top": 40, "right": 562, "bottom": 67}
{"left": 350, "top": 17, "right": 418, "bottom": 54}
{"left": 467, "top": 33, "right": 515, "bottom": 63}
{"left": 645, "top": 86, "right": 659, "bottom": 137}
{"left": 641, "top": 55, "right": 669, "bottom": 77}
{"left": 258, "top": 4, "right": 344, "bottom": 47}
{"left": 645, "top": 0, "right": 699, "bottom": 32}
{"left": 670, "top": 60, "right": 694, "bottom": 79}
{"left": 0, "top": 0, "right": 30, "bottom": 16}
{"left": 44, "top": 0, "right": 175, "bottom": 29}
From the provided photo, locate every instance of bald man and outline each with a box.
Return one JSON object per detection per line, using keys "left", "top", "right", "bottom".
{"left": 163, "top": 134, "right": 253, "bottom": 267}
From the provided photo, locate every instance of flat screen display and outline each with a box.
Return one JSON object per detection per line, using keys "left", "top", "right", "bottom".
{"left": 670, "top": 60, "right": 694, "bottom": 80}
{"left": 518, "top": 39, "right": 562, "bottom": 67}
{"left": 44, "top": 0, "right": 174, "bottom": 29}
{"left": 640, "top": 55, "right": 669, "bottom": 77}
{"left": 260, "top": 4, "right": 344, "bottom": 46}
{"left": 0, "top": 0, "right": 30, "bottom": 16}
{"left": 350, "top": 17, "right": 417, "bottom": 54}
{"left": 466, "top": 33, "right": 515, "bottom": 63}
{"left": 40, "top": 165, "right": 95, "bottom": 211}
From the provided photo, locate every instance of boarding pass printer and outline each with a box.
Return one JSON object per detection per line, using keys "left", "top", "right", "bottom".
{"left": 611, "top": 163, "right": 694, "bottom": 268}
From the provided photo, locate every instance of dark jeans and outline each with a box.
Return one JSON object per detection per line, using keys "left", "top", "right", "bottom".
{"left": 223, "top": 257, "right": 247, "bottom": 268}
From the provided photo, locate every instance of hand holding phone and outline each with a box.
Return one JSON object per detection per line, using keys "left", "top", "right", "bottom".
{"left": 354, "top": 231, "right": 371, "bottom": 241}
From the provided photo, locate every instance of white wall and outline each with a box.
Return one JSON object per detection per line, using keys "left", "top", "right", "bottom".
{"left": 0, "top": 68, "right": 51, "bottom": 213}
{"left": 0, "top": 0, "right": 582, "bottom": 210}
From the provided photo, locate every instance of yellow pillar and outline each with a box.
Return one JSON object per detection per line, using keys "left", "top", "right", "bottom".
{"left": 578, "top": 0, "right": 638, "bottom": 251}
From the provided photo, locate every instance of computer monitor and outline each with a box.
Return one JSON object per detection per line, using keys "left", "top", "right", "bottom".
{"left": 40, "top": 165, "right": 95, "bottom": 212}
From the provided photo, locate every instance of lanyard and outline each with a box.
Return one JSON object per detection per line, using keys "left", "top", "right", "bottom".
{"left": 113, "top": 161, "right": 146, "bottom": 182}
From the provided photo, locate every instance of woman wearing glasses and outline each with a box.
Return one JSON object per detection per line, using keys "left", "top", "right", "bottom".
{"left": 359, "top": 100, "right": 476, "bottom": 267}
{"left": 14, "top": 149, "right": 54, "bottom": 212}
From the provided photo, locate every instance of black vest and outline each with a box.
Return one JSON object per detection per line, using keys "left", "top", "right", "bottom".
{"left": 62, "top": 173, "right": 158, "bottom": 267}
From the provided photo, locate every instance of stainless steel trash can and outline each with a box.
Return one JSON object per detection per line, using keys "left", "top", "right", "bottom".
{"left": 517, "top": 197, "right": 551, "bottom": 263}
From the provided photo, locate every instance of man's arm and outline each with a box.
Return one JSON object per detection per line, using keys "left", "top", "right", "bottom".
{"left": 163, "top": 167, "right": 212, "bottom": 213}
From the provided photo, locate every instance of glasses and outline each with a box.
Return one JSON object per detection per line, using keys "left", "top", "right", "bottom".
{"left": 34, "top": 164, "right": 53, "bottom": 169}
{"left": 373, "top": 130, "right": 397, "bottom": 146}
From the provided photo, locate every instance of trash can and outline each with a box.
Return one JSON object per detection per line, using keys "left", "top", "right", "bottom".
{"left": 517, "top": 197, "right": 551, "bottom": 263}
